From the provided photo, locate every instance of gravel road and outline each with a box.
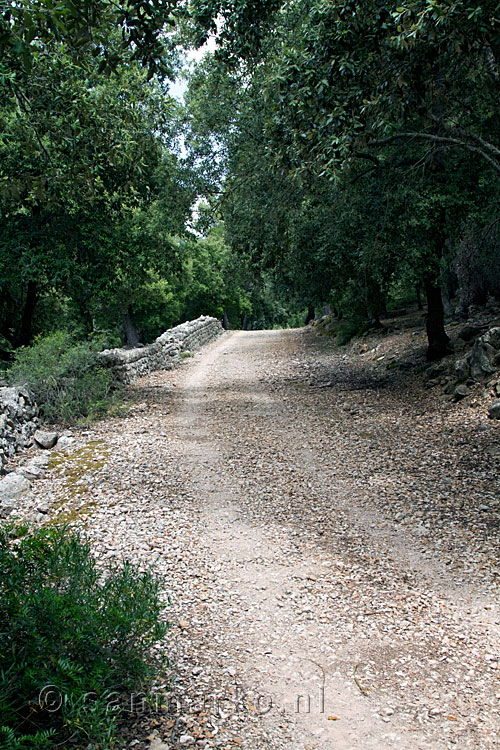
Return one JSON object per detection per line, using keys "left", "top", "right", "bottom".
{"left": 21, "top": 327, "right": 500, "bottom": 749}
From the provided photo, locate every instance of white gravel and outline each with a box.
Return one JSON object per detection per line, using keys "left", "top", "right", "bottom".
{"left": 13, "top": 326, "right": 500, "bottom": 749}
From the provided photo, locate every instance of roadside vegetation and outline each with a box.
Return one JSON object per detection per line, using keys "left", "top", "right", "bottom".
{"left": 0, "top": 524, "right": 168, "bottom": 750}
{"left": 6, "top": 332, "right": 120, "bottom": 424}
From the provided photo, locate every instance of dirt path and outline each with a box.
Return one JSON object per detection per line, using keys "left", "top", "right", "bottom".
{"left": 25, "top": 328, "right": 500, "bottom": 749}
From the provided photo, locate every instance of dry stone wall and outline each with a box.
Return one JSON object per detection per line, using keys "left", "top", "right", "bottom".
{"left": 0, "top": 387, "right": 39, "bottom": 470}
{"left": 98, "top": 315, "right": 224, "bottom": 385}
{"left": 0, "top": 316, "right": 223, "bottom": 514}
{"left": 0, "top": 316, "right": 223, "bottom": 471}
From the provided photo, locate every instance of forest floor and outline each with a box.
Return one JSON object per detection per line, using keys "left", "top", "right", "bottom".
{"left": 19, "top": 322, "right": 500, "bottom": 749}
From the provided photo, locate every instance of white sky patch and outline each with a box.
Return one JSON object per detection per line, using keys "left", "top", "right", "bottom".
{"left": 168, "top": 32, "right": 218, "bottom": 102}
{"left": 166, "top": 28, "right": 221, "bottom": 232}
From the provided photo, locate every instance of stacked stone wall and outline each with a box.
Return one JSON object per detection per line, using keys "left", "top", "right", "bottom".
{"left": 98, "top": 315, "right": 224, "bottom": 385}
{"left": 0, "top": 317, "right": 223, "bottom": 472}
{"left": 0, "top": 387, "right": 39, "bottom": 470}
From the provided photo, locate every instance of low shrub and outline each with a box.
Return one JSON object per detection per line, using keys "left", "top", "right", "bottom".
{"left": 336, "top": 318, "right": 370, "bottom": 346}
{"left": 7, "top": 332, "right": 119, "bottom": 424}
{"left": 0, "top": 525, "right": 169, "bottom": 750}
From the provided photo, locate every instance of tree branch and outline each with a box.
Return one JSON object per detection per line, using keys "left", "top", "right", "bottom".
{"left": 427, "top": 114, "right": 500, "bottom": 159}
{"left": 347, "top": 165, "right": 379, "bottom": 184}
{"left": 367, "top": 132, "right": 500, "bottom": 175}
{"left": 353, "top": 151, "right": 380, "bottom": 166}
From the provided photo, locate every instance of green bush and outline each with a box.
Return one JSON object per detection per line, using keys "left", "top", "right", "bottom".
{"left": 0, "top": 525, "right": 169, "bottom": 750}
{"left": 336, "top": 318, "right": 370, "bottom": 346}
{"left": 7, "top": 332, "right": 119, "bottom": 424}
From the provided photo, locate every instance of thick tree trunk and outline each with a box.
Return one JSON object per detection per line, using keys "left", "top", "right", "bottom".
{"left": 123, "top": 308, "right": 141, "bottom": 346}
{"left": 0, "top": 287, "right": 16, "bottom": 346}
{"left": 16, "top": 204, "right": 42, "bottom": 348}
{"left": 304, "top": 304, "right": 315, "bottom": 325}
{"left": 421, "top": 194, "right": 451, "bottom": 359}
{"left": 17, "top": 280, "right": 38, "bottom": 347}
{"left": 365, "top": 280, "right": 386, "bottom": 327}
{"left": 222, "top": 310, "right": 230, "bottom": 330}
{"left": 424, "top": 274, "right": 451, "bottom": 360}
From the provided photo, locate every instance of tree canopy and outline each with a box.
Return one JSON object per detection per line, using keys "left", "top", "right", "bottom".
{"left": 183, "top": 0, "right": 500, "bottom": 357}
{"left": 1, "top": 0, "right": 499, "bottom": 359}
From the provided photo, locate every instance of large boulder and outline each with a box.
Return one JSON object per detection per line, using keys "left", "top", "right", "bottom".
{"left": 483, "top": 327, "right": 500, "bottom": 350}
{"left": 453, "top": 384, "right": 470, "bottom": 401}
{"left": 489, "top": 400, "right": 500, "bottom": 420}
{"left": 468, "top": 330, "right": 499, "bottom": 381}
{"left": 454, "top": 358, "right": 471, "bottom": 382}
{"left": 34, "top": 430, "right": 58, "bottom": 449}
{"left": 458, "top": 324, "right": 488, "bottom": 342}
{"left": 0, "top": 472, "right": 31, "bottom": 517}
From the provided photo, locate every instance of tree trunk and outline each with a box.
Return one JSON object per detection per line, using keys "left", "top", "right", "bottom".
{"left": 424, "top": 274, "right": 451, "bottom": 360}
{"left": 17, "top": 280, "right": 38, "bottom": 347}
{"left": 16, "top": 203, "right": 42, "bottom": 348}
{"left": 222, "top": 310, "right": 230, "bottom": 330}
{"left": 415, "top": 283, "right": 423, "bottom": 311}
{"left": 365, "top": 279, "right": 386, "bottom": 327}
{"left": 0, "top": 287, "right": 16, "bottom": 346}
{"left": 304, "top": 304, "right": 315, "bottom": 325}
{"left": 123, "top": 308, "right": 141, "bottom": 346}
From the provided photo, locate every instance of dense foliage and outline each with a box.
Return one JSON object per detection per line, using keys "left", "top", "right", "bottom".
{"left": 184, "top": 0, "right": 500, "bottom": 357}
{"left": 0, "top": 2, "right": 292, "bottom": 364}
{"left": 0, "top": 524, "right": 168, "bottom": 749}
{"left": 0, "top": 0, "right": 184, "bottom": 78}
{"left": 1, "top": 1, "right": 499, "bottom": 359}
{"left": 7, "top": 331, "right": 118, "bottom": 423}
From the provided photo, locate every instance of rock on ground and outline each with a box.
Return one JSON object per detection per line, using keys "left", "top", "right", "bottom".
{"left": 0, "top": 472, "right": 31, "bottom": 516}
{"left": 489, "top": 399, "right": 500, "bottom": 419}
{"left": 34, "top": 430, "right": 58, "bottom": 449}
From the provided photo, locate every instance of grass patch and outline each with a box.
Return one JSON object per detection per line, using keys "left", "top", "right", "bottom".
{"left": 52, "top": 500, "right": 98, "bottom": 526}
{"left": 49, "top": 441, "right": 109, "bottom": 507}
